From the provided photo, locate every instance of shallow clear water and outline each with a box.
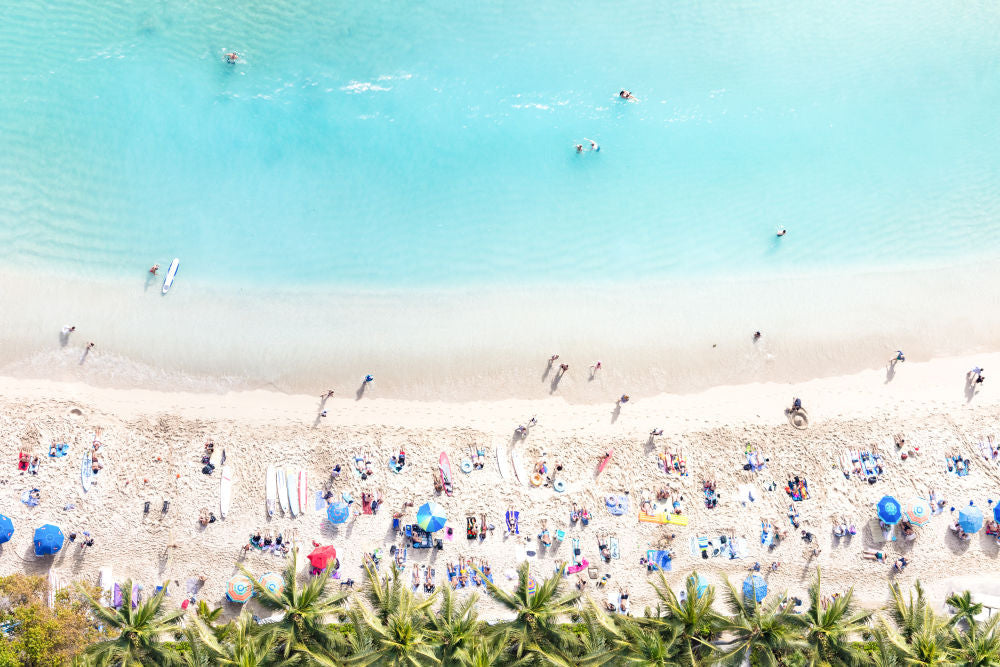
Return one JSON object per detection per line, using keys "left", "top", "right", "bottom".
{"left": 1, "top": 0, "right": 999, "bottom": 288}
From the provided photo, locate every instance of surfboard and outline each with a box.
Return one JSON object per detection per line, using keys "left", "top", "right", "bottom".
{"left": 286, "top": 468, "right": 299, "bottom": 517}
{"left": 98, "top": 567, "right": 113, "bottom": 607}
{"left": 161, "top": 258, "right": 180, "bottom": 294}
{"left": 81, "top": 452, "right": 92, "bottom": 492}
{"left": 265, "top": 465, "right": 276, "bottom": 518}
{"left": 277, "top": 467, "right": 288, "bottom": 514}
{"left": 297, "top": 469, "right": 308, "bottom": 516}
{"left": 47, "top": 570, "right": 61, "bottom": 608}
{"left": 597, "top": 448, "right": 614, "bottom": 474}
{"left": 439, "top": 452, "right": 453, "bottom": 496}
{"left": 220, "top": 465, "right": 233, "bottom": 519}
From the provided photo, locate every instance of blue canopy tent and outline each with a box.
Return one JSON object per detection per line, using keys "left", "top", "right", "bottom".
{"left": 33, "top": 524, "right": 64, "bottom": 556}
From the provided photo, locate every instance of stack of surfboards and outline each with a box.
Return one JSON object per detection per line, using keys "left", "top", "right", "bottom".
{"left": 265, "top": 466, "right": 308, "bottom": 517}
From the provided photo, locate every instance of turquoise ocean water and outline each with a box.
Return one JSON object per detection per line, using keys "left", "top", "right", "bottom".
{"left": 0, "top": 0, "right": 998, "bottom": 288}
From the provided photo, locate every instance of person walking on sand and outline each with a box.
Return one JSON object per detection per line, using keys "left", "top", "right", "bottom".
{"left": 591, "top": 361, "right": 602, "bottom": 373}
{"left": 322, "top": 389, "right": 335, "bottom": 399}
{"left": 894, "top": 350, "right": 905, "bottom": 362}
{"left": 61, "top": 325, "right": 76, "bottom": 335}
{"left": 364, "top": 374, "right": 374, "bottom": 384}
{"left": 549, "top": 354, "right": 559, "bottom": 363}
{"left": 558, "top": 363, "right": 569, "bottom": 373}
{"left": 619, "top": 394, "right": 629, "bottom": 404}
{"left": 86, "top": 342, "right": 95, "bottom": 351}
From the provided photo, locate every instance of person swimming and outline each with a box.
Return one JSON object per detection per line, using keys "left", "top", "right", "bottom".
{"left": 776, "top": 227, "right": 787, "bottom": 237}
{"left": 619, "top": 90, "right": 635, "bottom": 100}
{"left": 225, "top": 52, "right": 238, "bottom": 64}
{"left": 585, "top": 138, "right": 600, "bottom": 152}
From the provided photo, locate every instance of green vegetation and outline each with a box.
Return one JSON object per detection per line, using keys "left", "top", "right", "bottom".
{"left": 0, "top": 558, "right": 995, "bottom": 665}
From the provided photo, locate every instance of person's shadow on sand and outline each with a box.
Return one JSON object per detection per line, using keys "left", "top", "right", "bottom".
{"left": 542, "top": 360, "right": 554, "bottom": 382}
{"left": 549, "top": 370, "right": 565, "bottom": 394}
{"left": 78, "top": 348, "right": 91, "bottom": 365}
{"left": 885, "top": 359, "right": 897, "bottom": 384}
{"left": 611, "top": 402, "right": 622, "bottom": 424}
{"left": 965, "top": 373, "right": 981, "bottom": 403}
{"left": 58, "top": 331, "right": 70, "bottom": 348}
{"left": 356, "top": 383, "right": 368, "bottom": 401}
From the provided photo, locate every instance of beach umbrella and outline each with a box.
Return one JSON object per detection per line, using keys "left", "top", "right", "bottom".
{"left": 993, "top": 504, "right": 1000, "bottom": 523}
{"left": 33, "top": 524, "right": 63, "bottom": 556}
{"left": 687, "top": 574, "right": 709, "bottom": 599}
{"left": 226, "top": 574, "right": 253, "bottom": 603}
{"left": 257, "top": 572, "right": 284, "bottom": 596}
{"left": 903, "top": 498, "right": 932, "bottom": 526}
{"left": 0, "top": 515, "right": 13, "bottom": 544}
{"left": 959, "top": 505, "right": 984, "bottom": 534}
{"left": 307, "top": 545, "right": 337, "bottom": 570}
{"left": 526, "top": 576, "right": 538, "bottom": 596}
{"left": 876, "top": 496, "right": 903, "bottom": 525}
{"left": 743, "top": 574, "right": 768, "bottom": 603}
{"left": 327, "top": 502, "right": 349, "bottom": 525}
{"left": 416, "top": 501, "right": 447, "bottom": 533}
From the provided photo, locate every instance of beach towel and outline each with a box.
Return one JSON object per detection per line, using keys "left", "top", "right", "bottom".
{"left": 566, "top": 558, "right": 589, "bottom": 575}
{"left": 49, "top": 443, "right": 69, "bottom": 458}
{"left": 606, "top": 495, "right": 628, "bottom": 516}
{"left": 609, "top": 537, "right": 620, "bottom": 559}
{"left": 572, "top": 538, "right": 582, "bottom": 565}
{"left": 760, "top": 526, "right": 773, "bottom": 547}
{"left": 646, "top": 549, "right": 672, "bottom": 572}
{"left": 638, "top": 510, "right": 688, "bottom": 526}
{"left": 505, "top": 510, "right": 519, "bottom": 535}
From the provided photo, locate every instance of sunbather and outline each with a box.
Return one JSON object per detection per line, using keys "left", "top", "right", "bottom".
{"left": 619, "top": 587, "right": 630, "bottom": 614}
{"left": 538, "top": 520, "right": 552, "bottom": 547}
{"left": 670, "top": 493, "right": 684, "bottom": 515}
{"left": 862, "top": 549, "right": 886, "bottom": 561}
{"left": 598, "top": 535, "right": 611, "bottom": 561}
{"left": 424, "top": 567, "right": 436, "bottom": 592}
{"left": 576, "top": 575, "right": 587, "bottom": 590}
{"left": 570, "top": 503, "right": 579, "bottom": 523}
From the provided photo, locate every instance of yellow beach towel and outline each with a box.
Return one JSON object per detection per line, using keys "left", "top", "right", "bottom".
{"left": 638, "top": 511, "right": 688, "bottom": 526}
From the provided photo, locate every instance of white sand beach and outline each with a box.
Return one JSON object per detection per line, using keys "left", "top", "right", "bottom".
{"left": 1, "top": 352, "right": 999, "bottom": 618}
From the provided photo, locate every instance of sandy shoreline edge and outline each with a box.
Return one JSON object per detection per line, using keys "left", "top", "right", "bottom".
{"left": 0, "top": 352, "right": 998, "bottom": 620}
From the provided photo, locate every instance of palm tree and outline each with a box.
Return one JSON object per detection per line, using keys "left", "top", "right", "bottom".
{"left": 885, "top": 580, "right": 932, "bottom": 645}
{"left": 606, "top": 612, "right": 684, "bottom": 666}
{"left": 946, "top": 590, "right": 984, "bottom": 631}
{"left": 463, "top": 631, "right": 513, "bottom": 667}
{"left": 793, "top": 567, "right": 871, "bottom": 666}
{"left": 189, "top": 608, "right": 291, "bottom": 666}
{"left": 950, "top": 614, "right": 1000, "bottom": 667}
{"left": 478, "top": 561, "right": 581, "bottom": 664}
{"left": 426, "top": 584, "right": 482, "bottom": 665}
{"left": 886, "top": 614, "right": 952, "bottom": 666}
{"left": 715, "top": 577, "right": 803, "bottom": 666}
{"left": 79, "top": 579, "right": 185, "bottom": 666}
{"left": 242, "top": 547, "right": 348, "bottom": 662}
{"left": 343, "top": 561, "right": 439, "bottom": 666}
{"left": 648, "top": 571, "right": 723, "bottom": 666}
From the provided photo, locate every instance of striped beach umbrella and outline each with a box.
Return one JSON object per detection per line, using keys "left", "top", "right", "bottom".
{"left": 0, "top": 515, "right": 13, "bottom": 544}
{"left": 327, "top": 501, "right": 349, "bottom": 525}
{"left": 257, "top": 572, "right": 284, "bottom": 596}
{"left": 416, "top": 501, "right": 447, "bottom": 533}
{"left": 959, "top": 505, "right": 984, "bottom": 534}
{"left": 226, "top": 574, "right": 253, "bottom": 603}
{"left": 743, "top": 574, "right": 768, "bottom": 603}
{"left": 876, "top": 496, "right": 902, "bottom": 525}
{"left": 526, "top": 576, "right": 538, "bottom": 596}
{"left": 903, "top": 498, "right": 932, "bottom": 526}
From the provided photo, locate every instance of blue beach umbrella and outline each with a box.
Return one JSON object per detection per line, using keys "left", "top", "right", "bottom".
{"left": 687, "top": 574, "right": 708, "bottom": 599}
{"left": 959, "top": 505, "right": 984, "bottom": 534}
{"left": 993, "top": 504, "right": 1000, "bottom": 523}
{"left": 416, "top": 502, "right": 447, "bottom": 533}
{"left": 876, "top": 496, "right": 902, "bottom": 525}
{"left": 327, "top": 502, "right": 350, "bottom": 525}
{"left": 743, "top": 574, "right": 768, "bottom": 603}
{"left": 0, "top": 515, "right": 13, "bottom": 544}
{"left": 33, "top": 524, "right": 64, "bottom": 556}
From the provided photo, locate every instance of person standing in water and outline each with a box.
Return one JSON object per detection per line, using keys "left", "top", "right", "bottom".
{"left": 149, "top": 264, "right": 159, "bottom": 275}
{"left": 776, "top": 227, "right": 787, "bottom": 237}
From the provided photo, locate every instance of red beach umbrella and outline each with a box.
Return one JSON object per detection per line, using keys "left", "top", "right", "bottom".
{"left": 307, "top": 545, "right": 337, "bottom": 570}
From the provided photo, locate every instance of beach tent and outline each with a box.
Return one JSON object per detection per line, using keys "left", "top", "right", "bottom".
{"left": 33, "top": 524, "right": 63, "bottom": 556}
{"left": 0, "top": 515, "right": 13, "bottom": 544}
{"left": 327, "top": 502, "right": 349, "bottom": 525}
{"left": 876, "top": 496, "right": 902, "bottom": 525}
{"left": 416, "top": 501, "right": 447, "bottom": 533}
{"left": 743, "top": 574, "right": 768, "bottom": 603}
{"left": 959, "top": 505, "right": 984, "bottom": 534}
{"left": 226, "top": 574, "right": 253, "bottom": 603}
{"left": 903, "top": 498, "right": 932, "bottom": 527}
{"left": 257, "top": 572, "right": 284, "bottom": 596}
{"left": 307, "top": 545, "right": 337, "bottom": 571}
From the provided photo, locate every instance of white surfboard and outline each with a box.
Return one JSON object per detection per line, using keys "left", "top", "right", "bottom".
{"left": 161, "top": 258, "right": 180, "bottom": 294}
{"left": 220, "top": 465, "right": 233, "bottom": 519}
{"left": 297, "top": 469, "right": 308, "bottom": 515}
{"left": 265, "top": 465, "right": 276, "bottom": 517}
{"left": 47, "top": 570, "right": 62, "bottom": 608}
{"left": 99, "top": 567, "right": 113, "bottom": 607}
{"left": 277, "top": 467, "right": 288, "bottom": 514}
{"left": 286, "top": 468, "right": 299, "bottom": 517}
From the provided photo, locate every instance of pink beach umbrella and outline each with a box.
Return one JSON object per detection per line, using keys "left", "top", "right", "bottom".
{"left": 903, "top": 498, "right": 932, "bottom": 526}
